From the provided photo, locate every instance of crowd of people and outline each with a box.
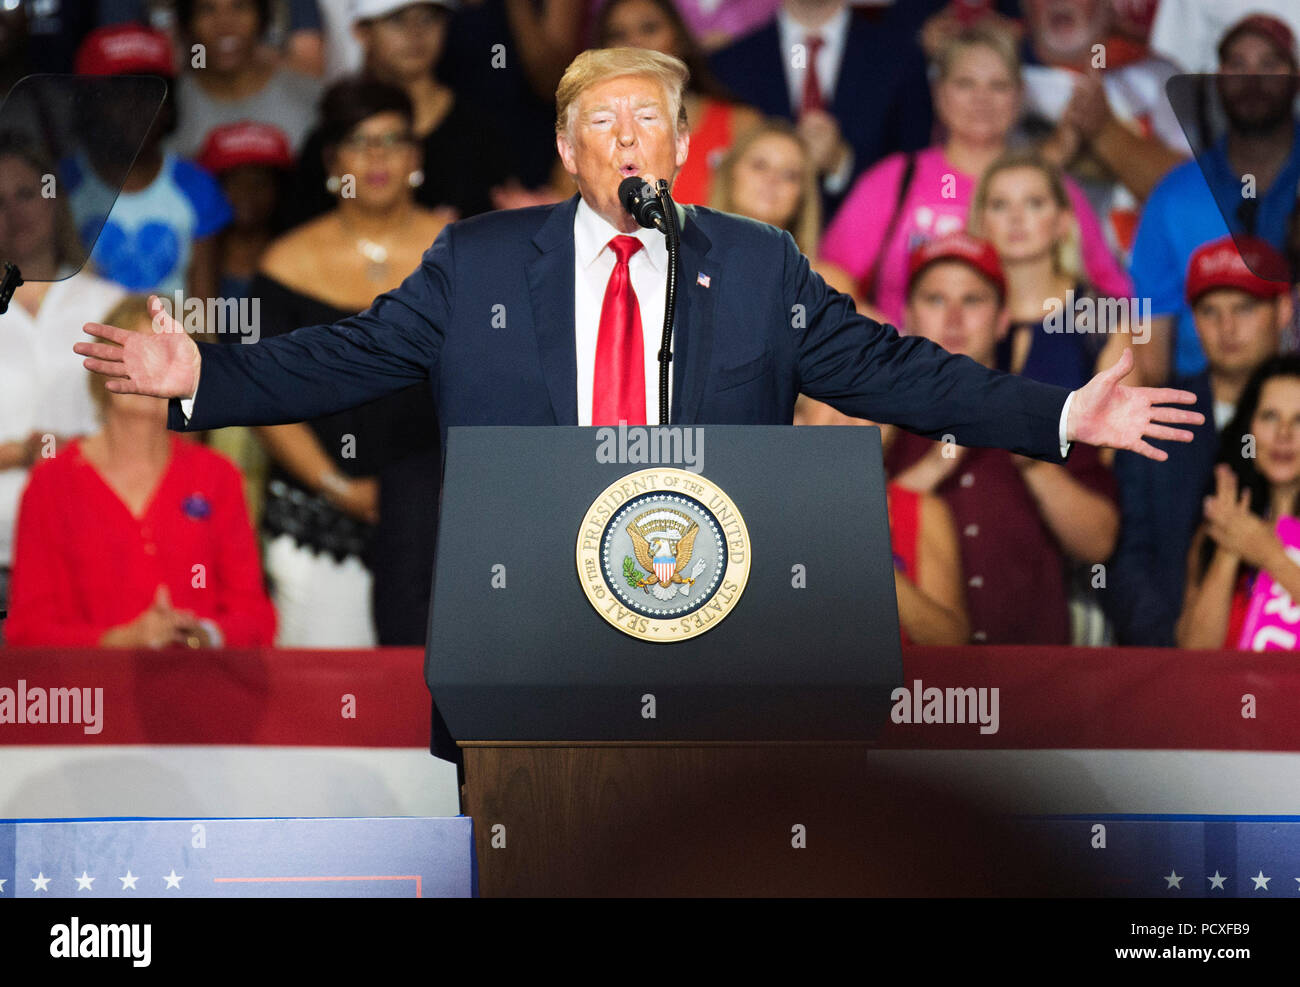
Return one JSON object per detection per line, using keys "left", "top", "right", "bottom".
{"left": 1, "top": 0, "right": 1300, "bottom": 652}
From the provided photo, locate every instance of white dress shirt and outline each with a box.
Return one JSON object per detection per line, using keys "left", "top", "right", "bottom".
{"left": 574, "top": 196, "right": 672, "bottom": 426}
{"left": 777, "top": 4, "right": 850, "bottom": 118}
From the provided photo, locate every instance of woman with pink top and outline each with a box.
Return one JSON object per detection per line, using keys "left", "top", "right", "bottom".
{"left": 819, "top": 23, "right": 1131, "bottom": 329}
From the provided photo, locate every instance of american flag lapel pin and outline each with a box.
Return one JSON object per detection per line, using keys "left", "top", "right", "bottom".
{"left": 696, "top": 272, "right": 711, "bottom": 288}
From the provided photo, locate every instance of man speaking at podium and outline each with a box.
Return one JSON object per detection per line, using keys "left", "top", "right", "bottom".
{"left": 78, "top": 48, "right": 1199, "bottom": 528}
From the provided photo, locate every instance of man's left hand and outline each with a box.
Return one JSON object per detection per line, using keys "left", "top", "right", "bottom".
{"left": 1066, "top": 347, "right": 1204, "bottom": 461}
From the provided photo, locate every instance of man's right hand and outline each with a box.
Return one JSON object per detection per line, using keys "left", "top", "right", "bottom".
{"left": 75, "top": 294, "right": 202, "bottom": 399}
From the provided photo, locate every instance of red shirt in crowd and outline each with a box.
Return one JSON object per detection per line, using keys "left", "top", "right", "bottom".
{"left": 886, "top": 433, "right": 1117, "bottom": 645}
{"left": 887, "top": 482, "right": 921, "bottom": 646}
{"left": 1224, "top": 569, "right": 1254, "bottom": 650}
{"left": 5, "top": 433, "right": 276, "bottom": 647}
{"left": 672, "top": 98, "right": 736, "bottom": 206}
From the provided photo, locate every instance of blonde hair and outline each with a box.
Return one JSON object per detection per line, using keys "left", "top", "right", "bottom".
{"left": 555, "top": 47, "right": 689, "bottom": 138}
{"left": 87, "top": 294, "right": 153, "bottom": 415}
{"left": 932, "top": 23, "right": 1022, "bottom": 86}
{"left": 969, "top": 148, "right": 1083, "bottom": 285}
{"left": 710, "top": 119, "right": 821, "bottom": 255}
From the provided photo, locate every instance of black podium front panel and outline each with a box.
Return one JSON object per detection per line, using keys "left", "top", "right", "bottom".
{"left": 427, "top": 426, "right": 901, "bottom": 740}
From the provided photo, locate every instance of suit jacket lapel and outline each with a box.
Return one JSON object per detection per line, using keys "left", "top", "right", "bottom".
{"left": 672, "top": 205, "right": 718, "bottom": 425}
{"left": 527, "top": 194, "right": 580, "bottom": 425}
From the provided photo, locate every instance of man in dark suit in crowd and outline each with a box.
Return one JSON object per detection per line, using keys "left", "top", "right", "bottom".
{"left": 78, "top": 47, "right": 1201, "bottom": 761}
{"left": 1108, "top": 236, "right": 1292, "bottom": 646}
{"left": 708, "top": 0, "right": 934, "bottom": 216}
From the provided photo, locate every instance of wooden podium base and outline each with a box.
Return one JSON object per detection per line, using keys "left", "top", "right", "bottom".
{"left": 462, "top": 742, "right": 1053, "bottom": 897}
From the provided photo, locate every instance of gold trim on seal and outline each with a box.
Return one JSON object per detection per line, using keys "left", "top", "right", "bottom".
{"left": 576, "top": 468, "right": 751, "bottom": 642}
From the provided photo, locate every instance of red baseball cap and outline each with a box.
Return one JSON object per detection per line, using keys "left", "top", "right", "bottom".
{"left": 74, "top": 24, "right": 176, "bottom": 78}
{"left": 907, "top": 233, "right": 1006, "bottom": 300}
{"left": 197, "top": 122, "right": 295, "bottom": 175}
{"left": 1218, "top": 13, "right": 1299, "bottom": 69}
{"left": 1185, "top": 235, "right": 1291, "bottom": 305}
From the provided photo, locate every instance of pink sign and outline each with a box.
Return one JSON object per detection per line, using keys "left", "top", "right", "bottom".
{"left": 1236, "top": 516, "right": 1300, "bottom": 651}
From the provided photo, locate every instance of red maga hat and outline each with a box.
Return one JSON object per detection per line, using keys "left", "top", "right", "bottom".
{"left": 1185, "top": 235, "right": 1291, "bottom": 305}
{"left": 197, "top": 122, "right": 295, "bottom": 175}
{"left": 1218, "top": 13, "right": 1299, "bottom": 69}
{"left": 74, "top": 24, "right": 176, "bottom": 78}
{"left": 907, "top": 232, "right": 1006, "bottom": 299}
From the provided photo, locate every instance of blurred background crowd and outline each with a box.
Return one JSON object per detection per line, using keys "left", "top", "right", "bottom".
{"left": 2, "top": 0, "right": 1300, "bottom": 654}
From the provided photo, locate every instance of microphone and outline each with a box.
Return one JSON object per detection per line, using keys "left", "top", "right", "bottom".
{"left": 618, "top": 176, "right": 668, "bottom": 234}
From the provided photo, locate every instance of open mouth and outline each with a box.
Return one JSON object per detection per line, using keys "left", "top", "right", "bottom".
{"left": 619, "top": 163, "right": 641, "bottom": 177}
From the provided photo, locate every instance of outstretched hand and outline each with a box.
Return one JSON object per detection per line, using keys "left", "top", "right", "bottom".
{"left": 1066, "top": 347, "right": 1204, "bottom": 461}
{"left": 74, "top": 294, "right": 201, "bottom": 399}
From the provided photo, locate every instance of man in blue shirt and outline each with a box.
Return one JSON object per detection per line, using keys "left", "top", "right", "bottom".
{"left": 1109, "top": 236, "right": 1292, "bottom": 646}
{"left": 1130, "top": 13, "right": 1300, "bottom": 385}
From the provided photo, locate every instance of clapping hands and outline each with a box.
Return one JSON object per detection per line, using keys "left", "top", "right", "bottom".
{"left": 1203, "top": 464, "right": 1279, "bottom": 571}
{"left": 99, "top": 585, "right": 215, "bottom": 649}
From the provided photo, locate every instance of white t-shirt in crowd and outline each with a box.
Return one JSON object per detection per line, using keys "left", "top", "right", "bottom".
{"left": 0, "top": 270, "right": 125, "bottom": 566}
{"left": 168, "top": 68, "right": 323, "bottom": 159}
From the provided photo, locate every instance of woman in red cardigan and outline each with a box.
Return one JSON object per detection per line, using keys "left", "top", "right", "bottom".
{"left": 5, "top": 296, "right": 276, "bottom": 648}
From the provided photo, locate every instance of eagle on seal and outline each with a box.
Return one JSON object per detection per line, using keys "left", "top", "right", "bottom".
{"left": 628, "top": 521, "right": 700, "bottom": 593}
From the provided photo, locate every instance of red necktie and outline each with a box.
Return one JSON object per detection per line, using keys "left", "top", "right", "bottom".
{"left": 592, "top": 235, "right": 646, "bottom": 426}
{"left": 801, "top": 34, "right": 825, "bottom": 114}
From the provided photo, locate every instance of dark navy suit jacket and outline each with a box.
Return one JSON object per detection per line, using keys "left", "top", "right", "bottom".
{"left": 167, "top": 194, "right": 1070, "bottom": 461}
{"left": 707, "top": 9, "right": 934, "bottom": 215}
{"left": 167, "top": 193, "right": 1073, "bottom": 771}
{"left": 1106, "top": 372, "right": 1218, "bottom": 646}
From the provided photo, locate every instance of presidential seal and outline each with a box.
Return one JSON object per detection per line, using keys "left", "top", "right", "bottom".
{"left": 576, "top": 468, "right": 751, "bottom": 642}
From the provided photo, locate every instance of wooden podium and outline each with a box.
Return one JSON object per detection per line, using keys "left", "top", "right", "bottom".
{"left": 461, "top": 741, "right": 1049, "bottom": 897}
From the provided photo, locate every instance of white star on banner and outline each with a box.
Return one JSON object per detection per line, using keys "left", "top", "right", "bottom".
{"left": 0, "top": 878, "right": 7, "bottom": 893}
{"left": 1208, "top": 871, "right": 1227, "bottom": 890}
{"left": 75, "top": 871, "right": 94, "bottom": 891}
{"left": 119, "top": 871, "right": 138, "bottom": 891}
{"left": 1164, "top": 870, "right": 1182, "bottom": 889}
{"left": 1251, "top": 870, "right": 1270, "bottom": 890}
{"left": 31, "top": 872, "right": 50, "bottom": 892}
{"left": 163, "top": 869, "right": 183, "bottom": 890}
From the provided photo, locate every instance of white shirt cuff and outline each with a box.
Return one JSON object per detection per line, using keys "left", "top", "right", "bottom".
{"left": 179, "top": 396, "right": 195, "bottom": 424}
{"left": 1058, "top": 391, "right": 1075, "bottom": 459}
{"left": 822, "top": 146, "right": 855, "bottom": 195}
{"left": 198, "top": 618, "right": 223, "bottom": 649}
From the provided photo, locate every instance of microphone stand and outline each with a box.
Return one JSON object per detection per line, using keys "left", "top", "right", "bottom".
{"left": 0, "top": 261, "right": 17, "bottom": 620}
{"left": 0, "top": 262, "right": 22, "bottom": 316}
{"left": 655, "top": 179, "right": 678, "bottom": 426}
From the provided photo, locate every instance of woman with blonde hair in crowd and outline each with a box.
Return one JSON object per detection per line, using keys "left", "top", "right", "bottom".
{"left": 819, "top": 22, "right": 1130, "bottom": 329}
{"left": 970, "top": 148, "right": 1131, "bottom": 392}
{"left": 5, "top": 294, "right": 276, "bottom": 648}
{"left": 710, "top": 118, "right": 857, "bottom": 297}
{"left": 971, "top": 148, "right": 1128, "bottom": 645}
